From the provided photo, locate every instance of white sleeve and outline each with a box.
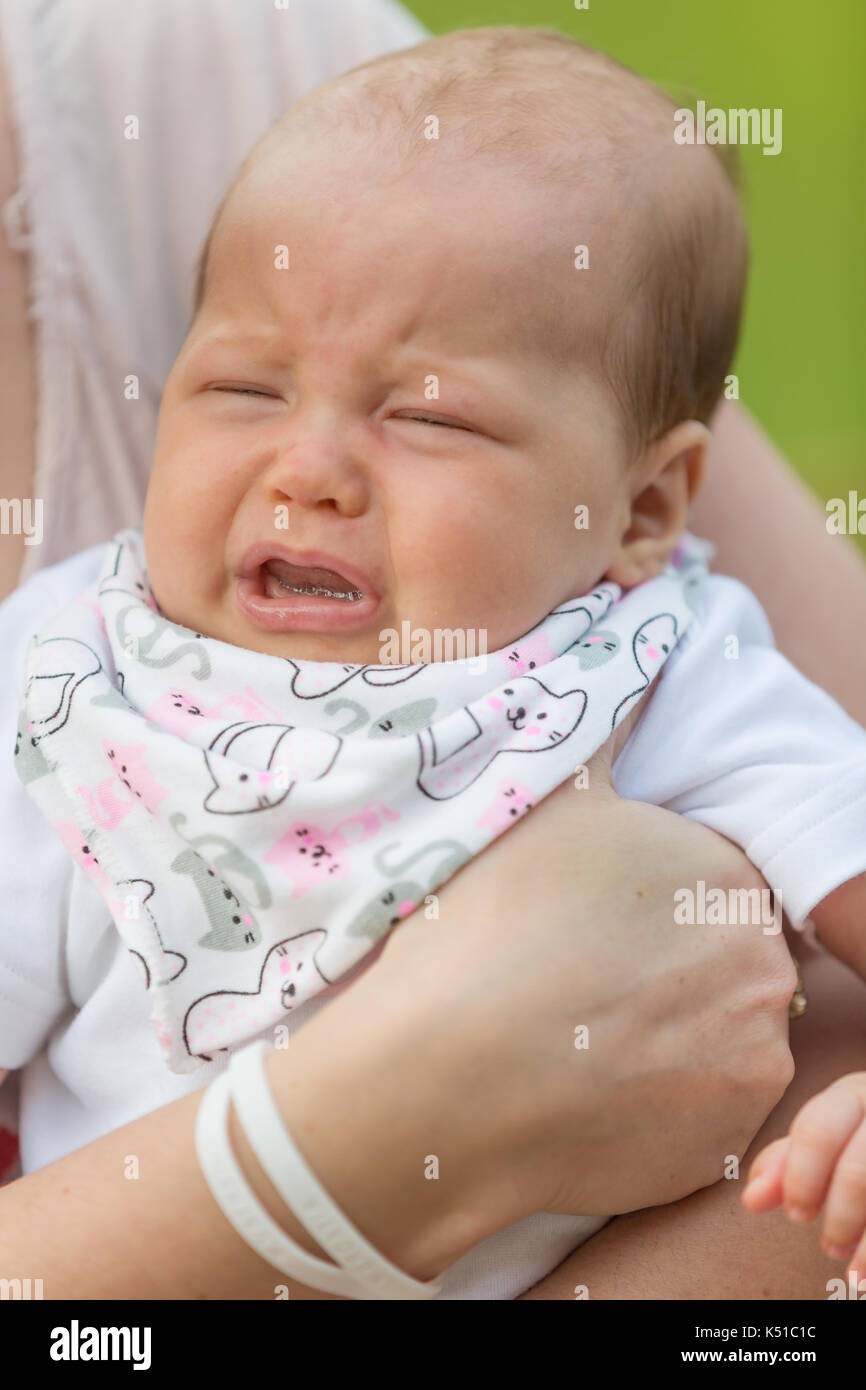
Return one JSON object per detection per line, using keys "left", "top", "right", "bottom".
{"left": 612, "top": 574, "right": 866, "bottom": 929}
{"left": 0, "top": 548, "right": 103, "bottom": 1068}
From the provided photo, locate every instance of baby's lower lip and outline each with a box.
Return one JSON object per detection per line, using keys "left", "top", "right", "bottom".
{"left": 235, "top": 570, "right": 381, "bottom": 632}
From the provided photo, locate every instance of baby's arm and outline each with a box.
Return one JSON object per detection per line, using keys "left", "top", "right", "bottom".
{"left": 741, "top": 874, "right": 866, "bottom": 1275}
{"left": 742, "top": 1073, "right": 866, "bottom": 1280}
{"left": 809, "top": 872, "right": 866, "bottom": 982}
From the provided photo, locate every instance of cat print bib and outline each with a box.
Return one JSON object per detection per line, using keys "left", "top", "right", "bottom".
{"left": 15, "top": 527, "right": 711, "bottom": 1073}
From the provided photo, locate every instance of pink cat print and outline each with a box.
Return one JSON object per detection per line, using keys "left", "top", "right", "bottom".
{"left": 78, "top": 739, "right": 168, "bottom": 828}
{"left": 501, "top": 633, "right": 558, "bottom": 677}
{"left": 264, "top": 823, "right": 348, "bottom": 894}
{"left": 477, "top": 780, "right": 535, "bottom": 834}
{"left": 265, "top": 801, "right": 400, "bottom": 895}
{"left": 145, "top": 686, "right": 283, "bottom": 738}
{"left": 54, "top": 820, "right": 113, "bottom": 891}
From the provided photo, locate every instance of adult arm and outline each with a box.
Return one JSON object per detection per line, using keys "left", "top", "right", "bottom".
{"left": 0, "top": 983, "right": 511, "bottom": 1300}
{"left": 0, "top": 755, "right": 796, "bottom": 1298}
{"left": 690, "top": 399, "right": 866, "bottom": 727}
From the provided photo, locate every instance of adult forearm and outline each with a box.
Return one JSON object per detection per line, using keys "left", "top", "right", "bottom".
{"left": 0, "top": 966, "right": 516, "bottom": 1299}
{"left": 0, "top": 1080, "right": 336, "bottom": 1300}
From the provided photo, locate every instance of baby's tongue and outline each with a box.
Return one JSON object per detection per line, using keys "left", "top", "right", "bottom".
{"left": 264, "top": 558, "right": 353, "bottom": 593}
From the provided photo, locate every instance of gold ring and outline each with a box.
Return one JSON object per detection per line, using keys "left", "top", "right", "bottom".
{"left": 789, "top": 954, "right": 807, "bottom": 1019}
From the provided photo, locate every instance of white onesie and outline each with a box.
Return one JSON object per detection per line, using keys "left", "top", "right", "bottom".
{"left": 2, "top": 544, "right": 865, "bottom": 1300}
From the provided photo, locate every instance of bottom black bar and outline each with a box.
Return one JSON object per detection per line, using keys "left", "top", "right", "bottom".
{"left": 0, "top": 1295, "right": 861, "bottom": 1375}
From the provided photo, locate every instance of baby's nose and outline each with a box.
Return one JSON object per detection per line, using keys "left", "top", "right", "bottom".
{"left": 263, "top": 416, "right": 371, "bottom": 517}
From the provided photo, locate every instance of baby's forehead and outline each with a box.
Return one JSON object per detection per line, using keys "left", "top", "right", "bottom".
{"left": 213, "top": 138, "right": 640, "bottom": 381}
{"left": 205, "top": 38, "right": 725, "bottom": 349}
{"left": 248, "top": 63, "right": 674, "bottom": 243}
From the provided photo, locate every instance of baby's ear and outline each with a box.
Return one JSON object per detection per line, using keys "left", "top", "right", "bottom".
{"left": 604, "top": 421, "right": 710, "bottom": 588}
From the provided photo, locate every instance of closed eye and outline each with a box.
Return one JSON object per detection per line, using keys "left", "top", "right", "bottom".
{"left": 393, "top": 413, "right": 474, "bottom": 432}
{"left": 210, "top": 385, "right": 278, "bottom": 398}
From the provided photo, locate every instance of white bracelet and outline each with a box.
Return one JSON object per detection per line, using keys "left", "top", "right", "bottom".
{"left": 195, "top": 1066, "right": 368, "bottom": 1298}
{"left": 227, "top": 1039, "right": 443, "bottom": 1300}
{"left": 195, "top": 1038, "right": 444, "bottom": 1300}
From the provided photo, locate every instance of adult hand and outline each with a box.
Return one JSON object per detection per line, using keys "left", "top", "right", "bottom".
{"left": 355, "top": 737, "right": 798, "bottom": 1225}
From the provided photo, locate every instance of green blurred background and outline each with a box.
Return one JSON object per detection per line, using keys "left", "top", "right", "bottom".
{"left": 408, "top": 0, "right": 865, "bottom": 547}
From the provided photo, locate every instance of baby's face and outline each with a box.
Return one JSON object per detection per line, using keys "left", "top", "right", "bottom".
{"left": 144, "top": 135, "right": 635, "bottom": 663}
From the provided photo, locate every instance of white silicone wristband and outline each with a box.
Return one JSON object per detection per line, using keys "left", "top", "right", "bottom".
{"left": 194, "top": 1065, "right": 369, "bottom": 1299}
{"left": 227, "top": 1039, "right": 443, "bottom": 1300}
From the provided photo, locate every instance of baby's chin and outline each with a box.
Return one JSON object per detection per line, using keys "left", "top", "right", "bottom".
{"left": 154, "top": 595, "right": 392, "bottom": 664}
{"left": 146, "top": 576, "right": 593, "bottom": 666}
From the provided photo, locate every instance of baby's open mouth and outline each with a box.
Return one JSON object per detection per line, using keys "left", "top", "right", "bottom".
{"left": 235, "top": 544, "right": 379, "bottom": 632}
{"left": 262, "top": 558, "right": 364, "bottom": 603}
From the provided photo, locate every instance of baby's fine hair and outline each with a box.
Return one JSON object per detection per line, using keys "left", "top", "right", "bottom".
{"left": 193, "top": 25, "right": 749, "bottom": 464}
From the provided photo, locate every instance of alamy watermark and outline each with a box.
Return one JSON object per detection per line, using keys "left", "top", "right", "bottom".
{"left": 826, "top": 491, "right": 865, "bottom": 535}
{"left": 378, "top": 623, "right": 488, "bottom": 672}
{"left": 1, "top": 1276, "right": 43, "bottom": 1299}
{"left": 49, "top": 1320, "right": 151, "bottom": 1369}
{"left": 674, "top": 102, "right": 783, "bottom": 156}
{"left": 674, "top": 880, "right": 782, "bottom": 934}
{"left": 0, "top": 497, "right": 42, "bottom": 546}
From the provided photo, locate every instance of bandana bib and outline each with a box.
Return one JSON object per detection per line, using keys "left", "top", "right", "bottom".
{"left": 15, "top": 528, "right": 710, "bottom": 1073}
